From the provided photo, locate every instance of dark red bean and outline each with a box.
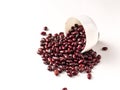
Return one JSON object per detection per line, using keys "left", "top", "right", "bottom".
{"left": 55, "top": 43, "right": 59, "bottom": 47}
{"left": 73, "top": 42, "right": 77, "bottom": 46}
{"left": 77, "top": 38, "right": 81, "bottom": 42}
{"left": 60, "top": 50, "right": 64, "bottom": 53}
{"left": 61, "top": 46, "right": 65, "bottom": 50}
{"left": 58, "top": 68, "right": 63, "bottom": 73}
{"left": 97, "top": 59, "right": 100, "bottom": 63}
{"left": 40, "top": 38, "right": 46, "bottom": 43}
{"left": 102, "top": 47, "right": 108, "bottom": 51}
{"left": 69, "top": 35, "right": 74, "bottom": 39}
{"left": 63, "top": 54, "right": 69, "bottom": 58}
{"left": 40, "top": 43, "right": 45, "bottom": 47}
{"left": 74, "top": 59, "right": 78, "bottom": 63}
{"left": 48, "top": 33, "right": 52, "bottom": 37}
{"left": 89, "top": 64, "right": 94, "bottom": 69}
{"left": 43, "top": 61, "right": 49, "bottom": 65}
{"left": 67, "top": 72, "right": 73, "bottom": 77}
{"left": 46, "top": 38, "right": 50, "bottom": 42}
{"left": 54, "top": 69, "right": 59, "bottom": 76}
{"left": 71, "top": 26, "right": 74, "bottom": 30}
{"left": 72, "top": 70, "right": 78, "bottom": 75}
{"left": 62, "top": 66, "right": 66, "bottom": 71}
{"left": 68, "top": 40, "right": 72, "bottom": 43}
{"left": 42, "top": 58, "right": 47, "bottom": 61}
{"left": 71, "top": 31, "right": 78, "bottom": 35}
{"left": 79, "top": 64, "right": 84, "bottom": 68}
{"left": 78, "top": 60, "right": 84, "bottom": 64}
{"left": 72, "top": 38, "right": 76, "bottom": 41}
{"left": 47, "top": 43, "right": 52, "bottom": 48}
{"left": 76, "top": 49, "right": 80, "bottom": 53}
{"left": 97, "top": 55, "right": 101, "bottom": 60}
{"left": 44, "top": 26, "right": 48, "bottom": 31}
{"left": 59, "top": 32, "right": 64, "bottom": 35}
{"left": 86, "top": 69, "right": 91, "bottom": 73}
{"left": 72, "top": 54, "right": 76, "bottom": 59}
{"left": 54, "top": 33, "right": 58, "bottom": 37}
{"left": 67, "top": 48, "right": 71, "bottom": 53}
{"left": 79, "top": 67, "right": 84, "bottom": 72}
{"left": 48, "top": 57, "right": 52, "bottom": 61}
{"left": 37, "top": 48, "right": 43, "bottom": 55}
{"left": 59, "top": 46, "right": 62, "bottom": 50}
{"left": 68, "top": 45, "right": 72, "bottom": 49}
{"left": 87, "top": 73, "right": 92, "bottom": 79}
{"left": 88, "top": 56, "right": 92, "bottom": 60}
{"left": 92, "top": 52, "right": 97, "bottom": 57}
{"left": 75, "top": 24, "right": 79, "bottom": 27}
{"left": 47, "top": 65, "right": 53, "bottom": 71}
{"left": 62, "top": 87, "right": 67, "bottom": 90}
{"left": 77, "top": 45, "right": 82, "bottom": 50}
{"left": 41, "top": 31, "right": 46, "bottom": 36}
{"left": 85, "top": 67, "right": 91, "bottom": 73}
{"left": 55, "top": 48, "right": 59, "bottom": 53}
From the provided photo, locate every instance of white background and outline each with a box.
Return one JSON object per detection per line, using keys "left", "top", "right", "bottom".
{"left": 0, "top": 0, "right": 120, "bottom": 90}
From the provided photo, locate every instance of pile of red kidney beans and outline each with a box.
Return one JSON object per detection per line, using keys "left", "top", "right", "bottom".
{"left": 37, "top": 24, "right": 108, "bottom": 80}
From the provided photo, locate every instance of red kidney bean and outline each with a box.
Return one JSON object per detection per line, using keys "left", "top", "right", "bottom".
{"left": 97, "top": 55, "right": 101, "bottom": 60}
{"left": 78, "top": 60, "right": 84, "bottom": 64}
{"left": 44, "top": 26, "right": 48, "bottom": 31}
{"left": 41, "top": 31, "right": 46, "bottom": 36}
{"left": 75, "top": 24, "right": 79, "bottom": 27}
{"left": 72, "top": 70, "right": 78, "bottom": 76}
{"left": 54, "top": 69, "right": 59, "bottom": 76}
{"left": 37, "top": 48, "right": 43, "bottom": 55}
{"left": 87, "top": 73, "right": 92, "bottom": 79}
{"left": 48, "top": 33, "right": 52, "bottom": 37}
{"left": 62, "top": 87, "right": 67, "bottom": 90}
{"left": 77, "top": 44, "right": 81, "bottom": 49}
{"left": 47, "top": 65, "right": 53, "bottom": 71}
{"left": 57, "top": 67, "right": 63, "bottom": 73}
{"left": 67, "top": 72, "right": 73, "bottom": 77}
{"left": 40, "top": 38, "right": 46, "bottom": 43}
{"left": 102, "top": 47, "right": 108, "bottom": 51}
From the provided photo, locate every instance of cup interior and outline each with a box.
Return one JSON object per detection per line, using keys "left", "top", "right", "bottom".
{"left": 65, "top": 16, "right": 98, "bottom": 53}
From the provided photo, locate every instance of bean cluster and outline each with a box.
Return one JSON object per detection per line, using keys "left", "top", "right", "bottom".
{"left": 38, "top": 24, "right": 101, "bottom": 79}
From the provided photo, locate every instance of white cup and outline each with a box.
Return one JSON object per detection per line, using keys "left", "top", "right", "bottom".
{"left": 65, "top": 15, "right": 99, "bottom": 53}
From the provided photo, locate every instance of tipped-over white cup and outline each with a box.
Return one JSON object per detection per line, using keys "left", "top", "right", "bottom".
{"left": 65, "top": 15, "right": 99, "bottom": 53}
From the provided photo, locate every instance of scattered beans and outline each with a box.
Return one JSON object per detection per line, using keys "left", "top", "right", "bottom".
{"left": 102, "top": 47, "right": 108, "bottom": 51}
{"left": 38, "top": 24, "right": 101, "bottom": 80}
